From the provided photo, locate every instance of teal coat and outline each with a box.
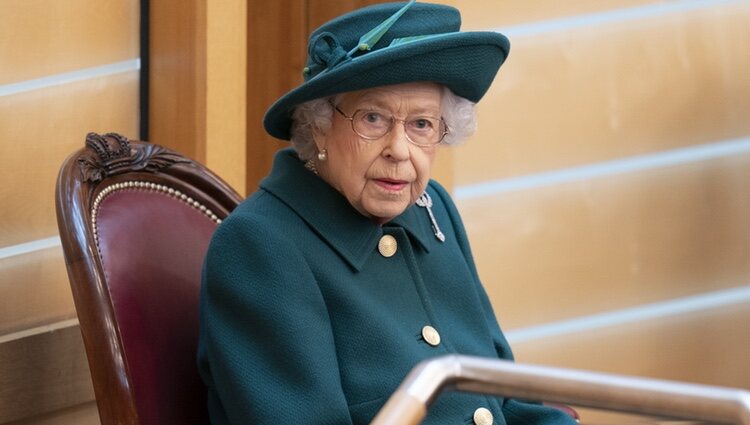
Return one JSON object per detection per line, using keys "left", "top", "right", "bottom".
{"left": 198, "top": 149, "right": 575, "bottom": 425}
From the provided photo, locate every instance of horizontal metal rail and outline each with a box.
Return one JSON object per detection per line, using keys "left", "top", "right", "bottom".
{"left": 371, "top": 355, "right": 750, "bottom": 425}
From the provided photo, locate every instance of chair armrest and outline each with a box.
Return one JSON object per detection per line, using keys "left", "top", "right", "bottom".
{"left": 370, "top": 355, "right": 750, "bottom": 425}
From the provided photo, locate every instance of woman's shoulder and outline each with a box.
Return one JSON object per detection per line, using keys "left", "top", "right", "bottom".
{"left": 427, "top": 179, "right": 450, "bottom": 197}
{"left": 426, "top": 179, "right": 461, "bottom": 219}
{"left": 208, "top": 190, "right": 304, "bottom": 256}
{"left": 223, "top": 188, "right": 303, "bottom": 227}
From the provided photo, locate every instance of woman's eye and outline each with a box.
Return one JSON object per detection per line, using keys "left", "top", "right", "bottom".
{"left": 363, "top": 112, "right": 384, "bottom": 123}
{"left": 411, "top": 118, "right": 434, "bottom": 131}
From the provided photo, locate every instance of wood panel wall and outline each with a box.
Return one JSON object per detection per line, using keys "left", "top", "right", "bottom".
{"left": 0, "top": 0, "right": 139, "bottom": 423}
{"left": 3, "top": 1, "right": 747, "bottom": 423}
{"left": 149, "top": 0, "right": 247, "bottom": 194}
{"left": 440, "top": 0, "right": 750, "bottom": 393}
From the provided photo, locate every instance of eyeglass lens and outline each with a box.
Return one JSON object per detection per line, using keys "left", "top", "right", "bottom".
{"left": 351, "top": 110, "right": 447, "bottom": 145}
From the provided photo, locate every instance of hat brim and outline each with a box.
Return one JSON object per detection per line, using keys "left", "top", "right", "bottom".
{"left": 263, "top": 31, "right": 510, "bottom": 140}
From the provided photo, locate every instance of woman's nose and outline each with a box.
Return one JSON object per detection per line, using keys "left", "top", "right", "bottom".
{"left": 382, "top": 122, "right": 410, "bottom": 161}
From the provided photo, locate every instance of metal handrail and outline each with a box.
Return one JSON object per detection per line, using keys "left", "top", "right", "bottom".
{"left": 370, "top": 355, "right": 750, "bottom": 425}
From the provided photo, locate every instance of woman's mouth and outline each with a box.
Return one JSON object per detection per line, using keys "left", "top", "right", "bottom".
{"left": 373, "top": 178, "right": 408, "bottom": 192}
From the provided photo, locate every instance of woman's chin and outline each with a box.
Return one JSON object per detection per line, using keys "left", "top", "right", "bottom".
{"left": 361, "top": 200, "right": 409, "bottom": 224}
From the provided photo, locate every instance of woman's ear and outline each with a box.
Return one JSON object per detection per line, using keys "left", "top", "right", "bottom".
{"left": 312, "top": 125, "right": 327, "bottom": 153}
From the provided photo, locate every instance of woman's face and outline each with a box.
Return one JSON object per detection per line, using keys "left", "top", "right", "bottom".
{"left": 315, "top": 82, "right": 441, "bottom": 225}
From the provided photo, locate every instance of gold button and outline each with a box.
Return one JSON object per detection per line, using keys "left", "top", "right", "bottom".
{"left": 421, "top": 325, "right": 441, "bottom": 347}
{"left": 473, "top": 407, "right": 494, "bottom": 425}
{"left": 378, "top": 235, "right": 397, "bottom": 257}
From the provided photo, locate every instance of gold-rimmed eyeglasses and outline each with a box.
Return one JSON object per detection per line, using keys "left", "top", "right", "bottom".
{"left": 333, "top": 105, "right": 449, "bottom": 146}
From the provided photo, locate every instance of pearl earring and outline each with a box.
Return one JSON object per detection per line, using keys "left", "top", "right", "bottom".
{"left": 317, "top": 149, "right": 328, "bottom": 161}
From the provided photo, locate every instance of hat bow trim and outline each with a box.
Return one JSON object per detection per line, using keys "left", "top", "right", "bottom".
{"left": 305, "top": 32, "right": 350, "bottom": 80}
{"left": 303, "top": 0, "right": 417, "bottom": 81}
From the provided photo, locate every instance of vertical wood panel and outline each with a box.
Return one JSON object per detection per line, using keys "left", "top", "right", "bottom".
{"left": 307, "top": 0, "right": 384, "bottom": 28}
{"left": 149, "top": 0, "right": 202, "bottom": 161}
{"left": 246, "top": 1, "right": 306, "bottom": 193}
{"left": 206, "top": 1, "right": 247, "bottom": 194}
{"left": 150, "top": 0, "right": 247, "bottom": 194}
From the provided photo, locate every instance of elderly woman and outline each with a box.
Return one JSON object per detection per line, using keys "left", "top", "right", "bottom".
{"left": 198, "top": 2, "right": 577, "bottom": 424}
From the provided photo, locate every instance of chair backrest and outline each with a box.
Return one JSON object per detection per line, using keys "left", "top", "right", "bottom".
{"left": 56, "top": 132, "right": 243, "bottom": 425}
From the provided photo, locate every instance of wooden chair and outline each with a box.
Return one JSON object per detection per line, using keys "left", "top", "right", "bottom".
{"left": 55, "top": 132, "right": 243, "bottom": 425}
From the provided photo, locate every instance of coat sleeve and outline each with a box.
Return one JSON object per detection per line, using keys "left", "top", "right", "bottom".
{"left": 428, "top": 181, "right": 578, "bottom": 425}
{"left": 198, "top": 213, "right": 353, "bottom": 425}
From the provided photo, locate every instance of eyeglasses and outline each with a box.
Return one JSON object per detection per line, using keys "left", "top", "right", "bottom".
{"left": 333, "top": 105, "right": 449, "bottom": 146}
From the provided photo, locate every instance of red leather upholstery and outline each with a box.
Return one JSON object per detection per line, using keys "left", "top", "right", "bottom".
{"left": 96, "top": 190, "right": 215, "bottom": 424}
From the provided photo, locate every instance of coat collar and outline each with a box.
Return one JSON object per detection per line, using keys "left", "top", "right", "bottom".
{"left": 260, "top": 149, "right": 434, "bottom": 271}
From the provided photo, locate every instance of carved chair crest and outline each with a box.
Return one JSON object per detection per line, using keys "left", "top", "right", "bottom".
{"left": 78, "top": 132, "right": 190, "bottom": 183}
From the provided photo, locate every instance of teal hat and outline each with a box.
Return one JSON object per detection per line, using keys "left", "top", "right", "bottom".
{"left": 263, "top": 0, "right": 510, "bottom": 140}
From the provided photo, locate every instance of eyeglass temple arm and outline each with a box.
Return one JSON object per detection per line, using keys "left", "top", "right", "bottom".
{"left": 370, "top": 354, "right": 750, "bottom": 425}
